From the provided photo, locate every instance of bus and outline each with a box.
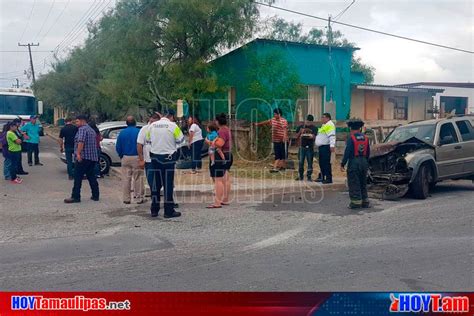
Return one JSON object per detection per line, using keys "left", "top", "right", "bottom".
{"left": 0, "top": 88, "right": 44, "bottom": 135}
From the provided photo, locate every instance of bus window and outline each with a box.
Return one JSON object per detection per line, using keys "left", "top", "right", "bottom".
{"left": 2, "top": 95, "right": 36, "bottom": 115}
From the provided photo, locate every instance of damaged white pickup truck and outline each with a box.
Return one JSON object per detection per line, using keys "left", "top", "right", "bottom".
{"left": 368, "top": 116, "right": 474, "bottom": 200}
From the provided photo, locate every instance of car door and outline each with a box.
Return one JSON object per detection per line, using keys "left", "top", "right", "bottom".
{"left": 102, "top": 127, "right": 125, "bottom": 164}
{"left": 435, "top": 122, "right": 464, "bottom": 179}
{"left": 454, "top": 119, "right": 474, "bottom": 174}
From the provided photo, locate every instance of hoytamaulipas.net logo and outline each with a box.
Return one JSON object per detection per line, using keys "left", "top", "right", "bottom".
{"left": 11, "top": 295, "right": 131, "bottom": 311}
{"left": 389, "top": 293, "right": 469, "bottom": 313}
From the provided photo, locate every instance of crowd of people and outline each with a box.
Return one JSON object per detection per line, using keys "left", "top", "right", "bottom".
{"left": 1, "top": 116, "right": 42, "bottom": 184}
{"left": 2, "top": 108, "right": 369, "bottom": 211}
{"left": 59, "top": 110, "right": 233, "bottom": 218}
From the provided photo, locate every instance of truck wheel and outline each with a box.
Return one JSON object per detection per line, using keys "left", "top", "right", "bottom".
{"left": 411, "top": 164, "right": 431, "bottom": 199}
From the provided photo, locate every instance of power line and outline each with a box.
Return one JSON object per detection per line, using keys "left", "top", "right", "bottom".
{"left": 0, "top": 50, "right": 53, "bottom": 53}
{"left": 57, "top": 0, "right": 112, "bottom": 55}
{"left": 18, "top": 43, "right": 40, "bottom": 85}
{"left": 255, "top": 2, "right": 474, "bottom": 54}
{"left": 39, "top": 0, "right": 72, "bottom": 43}
{"left": 35, "top": 0, "right": 57, "bottom": 39}
{"left": 19, "top": 0, "right": 37, "bottom": 42}
{"left": 333, "top": 0, "right": 356, "bottom": 21}
{"left": 54, "top": 0, "right": 103, "bottom": 53}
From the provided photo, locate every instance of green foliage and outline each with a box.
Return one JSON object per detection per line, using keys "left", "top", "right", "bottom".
{"left": 263, "top": 17, "right": 375, "bottom": 83}
{"left": 236, "top": 50, "right": 305, "bottom": 122}
{"left": 35, "top": 0, "right": 274, "bottom": 120}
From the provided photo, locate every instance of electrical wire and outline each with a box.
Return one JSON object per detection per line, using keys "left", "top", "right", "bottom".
{"left": 18, "top": 0, "right": 37, "bottom": 42}
{"left": 39, "top": 0, "right": 72, "bottom": 43}
{"left": 54, "top": 0, "right": 102, "bottom": 53}
{"left": 333, "top": 0, "right": 356, "bottom": 21}
{"left": 255, "top": 2, "right": 474, "bottom": 54}
{"left": 35, "top": 0, "right": 57, "bottom": 39}
{"left": 57, "top": 0, "right": 112, "bottom": 54}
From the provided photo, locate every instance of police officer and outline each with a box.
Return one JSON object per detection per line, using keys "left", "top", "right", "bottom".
{"left": 149, "top": 109, "right": 184, "bottom": 218}
{"left": 340, "top": 119, "right": 371, "bottom": 209}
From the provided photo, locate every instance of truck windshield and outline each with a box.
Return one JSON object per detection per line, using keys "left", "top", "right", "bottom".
{"left": 385, "top": 124, "right": 436, "bottom": 144}
{"left": 0, "top": 95, "right": 37, "bottom": 115}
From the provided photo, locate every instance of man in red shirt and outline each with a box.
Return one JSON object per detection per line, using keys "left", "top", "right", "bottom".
{"left": 255, "top": 108, "right": 288, "bottom": 173}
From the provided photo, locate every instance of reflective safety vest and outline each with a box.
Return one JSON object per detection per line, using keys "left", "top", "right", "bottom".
{"left": 351, "top": 133, "right": 369, "bottom": 157}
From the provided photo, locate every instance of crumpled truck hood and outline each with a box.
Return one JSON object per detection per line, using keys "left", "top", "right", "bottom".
{"left": 370, "top": 137, "right": 434, "bottom": 159}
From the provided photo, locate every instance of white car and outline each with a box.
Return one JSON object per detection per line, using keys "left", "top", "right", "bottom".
{"left": 61, "top": 121, "right": 207, "bottom": 174}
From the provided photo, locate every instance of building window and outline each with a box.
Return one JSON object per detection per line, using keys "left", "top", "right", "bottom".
{"left": 390, "top": 96, "right": 408, "bottom": 120}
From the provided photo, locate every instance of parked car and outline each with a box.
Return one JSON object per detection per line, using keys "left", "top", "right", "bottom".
{"left": 61, "top": 121, "right": 208, "bottom": 174}
{"left": 368, "top": 115, "right": 474, "bottom": 199}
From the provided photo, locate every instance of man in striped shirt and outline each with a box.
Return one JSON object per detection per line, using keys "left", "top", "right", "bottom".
{"left": 255, "top": 108, "right": 288, "bottom": 173}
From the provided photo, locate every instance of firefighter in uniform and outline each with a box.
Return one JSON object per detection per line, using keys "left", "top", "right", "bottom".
{"left": 340, "top": 119, "right": 371, "bottom": 209}
{"left": 149, "top": 109, "right": 184, "bottom": 218}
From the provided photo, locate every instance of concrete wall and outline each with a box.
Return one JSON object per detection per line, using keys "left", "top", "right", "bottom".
{"left": 350, "top": 89, "right": 433, "bottom": 124}
{"left": 350, "top": 88, "right": 365, "bottom": 119}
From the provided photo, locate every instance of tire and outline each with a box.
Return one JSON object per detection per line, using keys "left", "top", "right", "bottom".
{"left": 99, "top": 154, "right": 111, "bottom": 175}
{"left": 410, "top": 164, "right": 431, "bottom": 199}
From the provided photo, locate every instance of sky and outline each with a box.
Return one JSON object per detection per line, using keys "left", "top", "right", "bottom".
{"left": 0, "top": 0, "right": 473, "bottom": 88}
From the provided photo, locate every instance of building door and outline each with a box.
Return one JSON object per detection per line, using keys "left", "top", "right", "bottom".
{"left": 308, "top": 86, "right": 322, "bottom": 120}
{"left": 364, "top": 91, "right": 383, "bottom": 120}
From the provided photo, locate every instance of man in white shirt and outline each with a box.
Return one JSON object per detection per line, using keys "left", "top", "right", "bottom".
{"left": 148, "top": 109, "right": 185, "bottom": 218}
{"left": 137, "top": 112, "right": 161, "bottom": 198}
{"left": 315, "top": 112, "right": 336, "bottom": 184}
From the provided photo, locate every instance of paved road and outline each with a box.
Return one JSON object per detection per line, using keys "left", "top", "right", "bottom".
{"left": 0, "top": 136, "right": 472, "bottom": 291}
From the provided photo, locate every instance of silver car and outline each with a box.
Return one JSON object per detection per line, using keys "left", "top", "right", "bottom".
{"left": 61, "top": 121, "right": 208, "bottom": 174}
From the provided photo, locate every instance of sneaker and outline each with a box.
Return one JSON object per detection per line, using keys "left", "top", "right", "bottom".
{"left": 164, "top": 211, "right": 181, "bottom": 218}
{"left": 18, "top": 171, "right": 29, "bottom": 175}
{"left": 28, "top": 163, "right": 33, "bottom": 166}
{"left": 269, "top": 169, "right": 280, "bottom": 173}
{"left": 35, "top": 163, "right": 44, "bottom": 166}
{"left": 362, "top": 201, "right": 371, "bottom": 208}
{"left": 11, "top": 178, "right": 22, "bottom": 184}
{"left": 64, "top": 198, "right": 81, "bottom": 203}
{"left": 322, "top": 179, "right": 333, "bottom": 184}
{"left": 295, "top": 177, "right": 303, "bottom": 181}
{"left": 348, "top": 203, "right": 361, "bottom": 209}
{"left": 90, "top": 196, "right": 100, "bottom": 201}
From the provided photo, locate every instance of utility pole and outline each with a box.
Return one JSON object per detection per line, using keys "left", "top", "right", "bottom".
{"left": 18, "top": 42, "right": 39, "bottom": 86}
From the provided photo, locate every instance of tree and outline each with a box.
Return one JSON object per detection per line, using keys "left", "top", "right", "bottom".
{"left": 35, "top": 0, "right": 275, "bottom": 119}
{"left": 263, "top": 17, "right": 375, "bottom": 83}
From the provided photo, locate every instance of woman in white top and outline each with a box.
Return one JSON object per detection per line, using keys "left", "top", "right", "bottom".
{"left": 187, "top": 116, "right": 204, "bottom": 173}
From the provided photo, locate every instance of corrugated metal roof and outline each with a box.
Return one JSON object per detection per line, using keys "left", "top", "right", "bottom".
{"left": 399, "top": 82, "right": 474, "bottom": 89}
{"left": 355, "top": 83, "right": 444, "bottom": 93}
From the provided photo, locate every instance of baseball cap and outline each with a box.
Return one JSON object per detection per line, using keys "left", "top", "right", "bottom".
{"left": 165, "top": 109, "right": 176, "bottom": 117}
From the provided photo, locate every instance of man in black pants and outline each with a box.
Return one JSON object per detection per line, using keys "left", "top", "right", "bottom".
{"left": 315, "top": 113, "right": 336, "bottom": 184}
{"left": 148, "top": 109, "right": 184, "bottom": 218}
{"left": 64, "top": 115, "right": 99, "bottom": 203}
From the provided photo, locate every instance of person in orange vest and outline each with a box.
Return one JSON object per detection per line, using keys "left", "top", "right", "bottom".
{"left": 340, "top": 119, "right": 371, "bottom": 209}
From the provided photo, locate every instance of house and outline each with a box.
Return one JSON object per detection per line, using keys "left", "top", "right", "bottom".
{"left": 399, "top": 82, "right": 474, "bottom": 116}
{"left": 350, "top": 84, "right": 444, "bottom": 127}
{"left": 201, "top": 39, "right": 443, "bottom": 129}
{"left": 200, "top": 38, "right": 363, "bottom": 122}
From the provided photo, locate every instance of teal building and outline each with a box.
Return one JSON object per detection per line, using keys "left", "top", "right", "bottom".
{"left": 199, "top": 38, "right": 365, "bottom": 122}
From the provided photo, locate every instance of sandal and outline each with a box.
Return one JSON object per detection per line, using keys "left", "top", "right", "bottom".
{"left": 206, "top": 205, "right": 222, "bottom": 209}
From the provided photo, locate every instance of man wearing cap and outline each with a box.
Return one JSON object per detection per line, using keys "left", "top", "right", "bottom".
{"left": 21, "top": 115, "right": 43, "bottom": 166}
{"left": 340, "top": 119, "right": 371, "bottom": 209}
{"left": 148, "top": 109, "right": 184, "bottom": 218}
